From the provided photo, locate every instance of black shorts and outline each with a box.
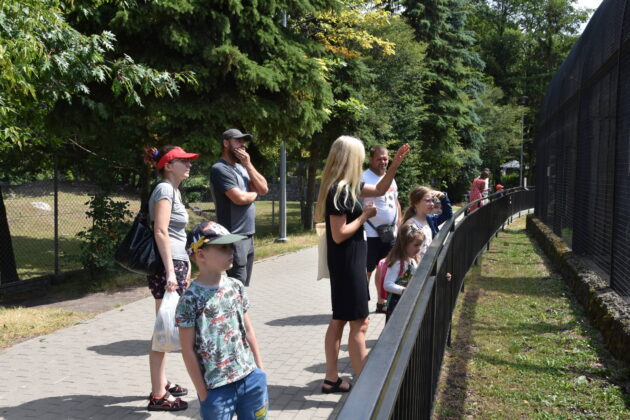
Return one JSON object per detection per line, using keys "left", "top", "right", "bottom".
{"left": 366, "top": 237, "right": 393, "bottom": 272}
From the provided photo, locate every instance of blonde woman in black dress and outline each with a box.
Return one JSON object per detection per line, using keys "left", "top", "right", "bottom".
{"left": 314, "top": 136, "right": 410, "bottom": 393}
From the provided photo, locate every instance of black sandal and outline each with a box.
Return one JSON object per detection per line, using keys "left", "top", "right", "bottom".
{"left": 321, "top": 377, "right": 352, "bottom": 394}
{"left": 165, "top": 381, "right": 188, "bottom": 397}
{"left": 147, "top": 391, "right": 188, "bottom": 411}
{"left": 376, "top": 303, "right": 387, "bottom": 314}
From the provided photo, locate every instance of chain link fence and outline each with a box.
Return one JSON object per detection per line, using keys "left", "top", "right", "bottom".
{"left": 535, "top": 0, "right": 630, "bottom": 296}
{"left": 1, "top": 153, "right": 141, "bottom": 288}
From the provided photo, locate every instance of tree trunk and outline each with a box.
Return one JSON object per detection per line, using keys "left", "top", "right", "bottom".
{"left": 0, "top": 183, "right": 19, "bottom": 284}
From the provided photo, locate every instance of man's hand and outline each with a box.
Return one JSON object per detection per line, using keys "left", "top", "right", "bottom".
{"left": 392, "top": 143, "right": 411, "bottom": 167}
{"left": 233, "top": 147, "right": 251, "bottom": 167}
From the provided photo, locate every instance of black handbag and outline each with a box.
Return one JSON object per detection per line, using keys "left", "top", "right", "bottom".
{"left": 114, "top": 212, "right": 163, "bottom": 275}
{"left": 114, "top": 183, "right": 174, "bottom": 276}
{"left": 367, "top": 211, "right": 397, "bottom": 245}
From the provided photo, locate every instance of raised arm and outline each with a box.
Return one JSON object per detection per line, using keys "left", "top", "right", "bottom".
{"left": 362, "top": 144, "right": 410, "bottom": 197}
{"left": 434, "top": 192, "right": 453, "bottom": 226}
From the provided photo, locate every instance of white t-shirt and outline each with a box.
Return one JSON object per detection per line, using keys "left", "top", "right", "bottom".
{"left": 408, "top": 216, "right": 433, "bottom": 259}
{"left": 384, "top": 259, "right": 418, "bottom": 295}
{"left": 361, "top": 169, "right": 399, "bottom": 238}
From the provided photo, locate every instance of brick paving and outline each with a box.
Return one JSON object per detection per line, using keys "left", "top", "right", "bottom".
{"left": 0, "top": 247, "right": 385, "bottom": 419}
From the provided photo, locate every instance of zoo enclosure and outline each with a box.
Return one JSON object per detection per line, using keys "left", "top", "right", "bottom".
{"left": 535, "top": 0, "right": 630, "bottom": 296}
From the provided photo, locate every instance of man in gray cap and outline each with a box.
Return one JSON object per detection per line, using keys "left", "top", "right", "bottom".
{"left": 210, "top": 128, "right": 269, "bottom": 286}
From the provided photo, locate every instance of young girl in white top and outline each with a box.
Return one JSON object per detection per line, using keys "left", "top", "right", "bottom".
{"left": 384, "top": 223, "right": 426, "bottom": 321}
{"left": 401, "top": 186, "right": 435, "bottom": 259}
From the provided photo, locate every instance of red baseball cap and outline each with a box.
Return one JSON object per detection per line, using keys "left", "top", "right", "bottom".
{"left": 157, "top": 147, "right": 199, "bottom": 169}
{"left": 496, "top": 184, "right": 504, "bottom": 190}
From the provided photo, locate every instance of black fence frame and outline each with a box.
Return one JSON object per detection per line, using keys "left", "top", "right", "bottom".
{"left": 337, "top": 187, "right": 536, "bottom": 419}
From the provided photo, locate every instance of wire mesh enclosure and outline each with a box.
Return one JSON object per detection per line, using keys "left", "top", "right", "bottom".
{"left": 535, "top": 0, "right": 630, "bottom": 296}
{"left": 0, "top": 152, "right": 142, "bottom": 287}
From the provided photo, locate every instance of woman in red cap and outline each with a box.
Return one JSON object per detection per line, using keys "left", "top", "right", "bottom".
{"left": 143, "top": 145, "right": 199, "bottom": 411}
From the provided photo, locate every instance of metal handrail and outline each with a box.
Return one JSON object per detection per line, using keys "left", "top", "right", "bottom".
{"left": 337, "top": 187, "right": 536, "bottom": 419}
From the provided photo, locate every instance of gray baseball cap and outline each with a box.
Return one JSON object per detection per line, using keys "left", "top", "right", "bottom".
{"left": 222, "top": 128, "right": 252, "bottom": 142}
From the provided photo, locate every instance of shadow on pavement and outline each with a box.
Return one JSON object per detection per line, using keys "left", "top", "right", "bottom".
{"left": 0, "top": 394, "right": 193, "bottom": 419}
{"left": 265, "top": 314, "right": 330, "bottom": 326}
{"left": 268, "top": 381, "right": 338, "bottom": 410}
{"left": 87, "top": 340, "right": 151, "bottom": 357}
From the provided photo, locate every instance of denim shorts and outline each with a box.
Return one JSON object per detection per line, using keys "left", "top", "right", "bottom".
{"left": 199, "top": 368, "right": 268, "bottom": 420}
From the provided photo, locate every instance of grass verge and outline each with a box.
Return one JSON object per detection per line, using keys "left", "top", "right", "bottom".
{"left": 0, "top": 307, "right": 91, "bottom": 350}
{"left": 434, "top": 217, "right": 630, "bottom": 419}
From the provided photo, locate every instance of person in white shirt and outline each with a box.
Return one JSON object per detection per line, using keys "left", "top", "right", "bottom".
{"left": 361, "top": 145, "right": 401, "bottom": 314}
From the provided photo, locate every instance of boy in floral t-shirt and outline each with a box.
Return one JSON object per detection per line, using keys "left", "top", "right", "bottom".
{"left": 176, "top": 221, "right": 267, "bottom": 420}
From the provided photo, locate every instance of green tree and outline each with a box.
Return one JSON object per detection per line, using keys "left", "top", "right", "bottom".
{"left": 362, "top": 16, "right": 428, "bottom": 206}
{"left": 295, "top": 0, "right": 398, "bottom": 227}
{"left": 468, "top": 0, "right": 589, "bottom": 180}
{"left": 402, "top": 0, "right": 486, "bottom": 187}
{"left": 0, "top": 0, "right": 192, "bottom": 151}
{"left": 476, "top": 86, "right": 525, "bottom": 178}
{"left": 59, "top": 0, "right": 338, "bottom": 167}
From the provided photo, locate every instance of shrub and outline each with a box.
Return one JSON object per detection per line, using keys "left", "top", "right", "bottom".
{"left": 76, "top": 193, "right": 132, "bottom": 271}
{"left": 501, "top": 173, "right": 520, "bottom": 188}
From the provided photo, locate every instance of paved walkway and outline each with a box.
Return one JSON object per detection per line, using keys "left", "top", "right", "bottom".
{"left": 0, "top": 247, "right": 386, "bottom": 419}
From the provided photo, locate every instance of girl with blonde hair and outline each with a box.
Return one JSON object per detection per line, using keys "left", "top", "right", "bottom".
{"left": 315, "top": 136, "right": 410, "bottom": 393}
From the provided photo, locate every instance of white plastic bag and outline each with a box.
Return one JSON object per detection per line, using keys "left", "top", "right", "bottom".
{"left": 152, "top": 290, "right": 181, "bottom": 352}
{"left": 316, "top": 223, "right": 330, "bottom": 280}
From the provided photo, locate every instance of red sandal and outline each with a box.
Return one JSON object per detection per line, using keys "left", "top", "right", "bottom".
{"left": 147, "top": 391, "right": 188, "bottom": 412}
{"left": 165, "top": 381, "right": 188, "bottom": 397}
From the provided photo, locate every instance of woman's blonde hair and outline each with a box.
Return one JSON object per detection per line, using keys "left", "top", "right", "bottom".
{"left": 385, "top": 223, "right": 426, "bottom": 266}
{"left": 402, "top": 186, "right": 434, "bottom": 224}
{"left": 315, "top": 136, "right": 366, "bottom": 222}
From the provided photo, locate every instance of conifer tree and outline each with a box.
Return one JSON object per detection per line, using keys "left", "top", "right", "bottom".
{"left": 402, "top": 0, "right": 485, "bottom": 185}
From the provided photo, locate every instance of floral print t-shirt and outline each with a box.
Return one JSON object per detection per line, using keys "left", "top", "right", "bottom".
{"left": 175, "top": 276, "right": 256, "bottom": 390}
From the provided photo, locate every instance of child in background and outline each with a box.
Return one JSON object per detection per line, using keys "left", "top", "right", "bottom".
{"left": 383, "top": 224, "right": 426, "bottom": 321}
{"left": 176, "top": 221, "right": 267, "bottom": 420}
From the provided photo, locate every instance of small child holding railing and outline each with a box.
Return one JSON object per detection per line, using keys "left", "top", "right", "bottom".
{"left": 382, "top": 223, "right": 425, "bottom": 321}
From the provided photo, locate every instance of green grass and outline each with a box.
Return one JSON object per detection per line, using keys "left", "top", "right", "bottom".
{"left": 5, "top": 185, "right": 315, "bottom": 281}
{"left": 434, "top": 217, "right": 630, "bottom": 419}
{"left": 6, "top": 190, "right": 140, "bottom": 279}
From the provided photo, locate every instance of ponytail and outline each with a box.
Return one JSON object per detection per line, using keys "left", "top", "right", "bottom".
{"left": 143, "top": 147, "right": 159, "bottom": 167}
{"left": 142, "top": 145, "right": 177, "bottom": 174}
{"left": 401, "top": 206, "right": 417, "bottom": 225}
